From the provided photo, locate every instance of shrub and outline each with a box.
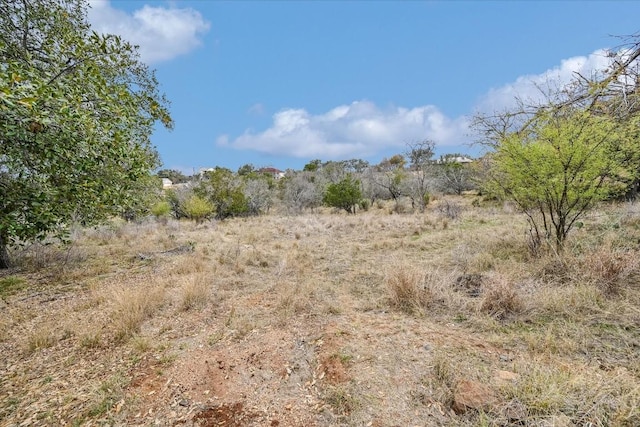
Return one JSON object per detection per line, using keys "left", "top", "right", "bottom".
{"left": 323, "top": 174, "right": 363, "bottom": 214}
{"left": 151, "top": 200, "right": 171, "bottom": 220}
{"left": 182, "top": 195, "right": 214, "bottom": 224}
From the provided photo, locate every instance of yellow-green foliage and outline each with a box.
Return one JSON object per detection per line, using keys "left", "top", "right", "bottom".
{"left": 487, "top": 110, "right": 634, "bottom": 249}
{"left": 182, "top": 195, "right": 214, "bottom": 223}
{"left": 151, "top": 200, "right": 171, "bottom": 218}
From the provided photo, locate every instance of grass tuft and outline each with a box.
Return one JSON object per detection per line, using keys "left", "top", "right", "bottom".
{"left": 111, "top": 285, "right": 165, "bottom": 342}
{"left": 178, "top": 274, "right": 211, "bottom": 311}
{"left": 385, "top": 264, "right": 431, "bottom": 315}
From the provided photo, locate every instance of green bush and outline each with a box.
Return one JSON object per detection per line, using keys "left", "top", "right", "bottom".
{"left": 182, "top": 195, "right": 214, "bottom": 224}
{"left": 323, "top": 174, "right": 362, "bottom": 214}
{"left": 151, "top": 200, "right": 171, "bottom": 219}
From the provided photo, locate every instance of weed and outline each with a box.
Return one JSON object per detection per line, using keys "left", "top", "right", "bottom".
{"left": 0, "top": 276, "right": 27, "bottom": 297}
{"left": 323, "top": 384, "right": 360, "bottom": 416}
{"left": 131, "top": 336, "right": 152, "bottom": 353}
{"left": 79, "top": 331, "right": 103, "bottom": 349}
{"left": 87, "top": 374, "right": 127, "bottom": 418}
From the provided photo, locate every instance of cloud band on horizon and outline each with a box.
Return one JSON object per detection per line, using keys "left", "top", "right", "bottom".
{"left": 218, "top": 50, "right": 615, "bottom": 161}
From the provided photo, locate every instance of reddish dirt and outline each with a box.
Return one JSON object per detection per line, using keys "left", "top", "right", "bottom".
{"left": 123, "top": 322, "right": 325, "bottom": 426}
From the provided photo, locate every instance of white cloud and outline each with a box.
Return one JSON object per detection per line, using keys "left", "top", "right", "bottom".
{"left": 87, "top": 0, "right": 210, "bottom": 64}
{"left": 477, "top": 50, "right": 612, "bottom": 113}
{"left": 218, "top": 49, "right": 619, "bottom": 160}
{"left": 217, "top": 101, "right": 470, "bottom": 160}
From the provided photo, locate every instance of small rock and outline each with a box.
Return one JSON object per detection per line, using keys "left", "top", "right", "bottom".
{"left": 452, "top": 380, "right": 497, "bottom": 414}
{"left": 178, "top": 399, "right": 190, "bottom": 407}
{"left": 494, "top": 370, "right": 519, "bottom": 385}
{"left": 499, "top": 354, "right": 513, "bottom": 362}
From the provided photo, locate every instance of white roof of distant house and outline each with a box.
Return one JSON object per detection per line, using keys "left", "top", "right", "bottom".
{"left": 438, "top": 156, "right": 474, "bottom": 164}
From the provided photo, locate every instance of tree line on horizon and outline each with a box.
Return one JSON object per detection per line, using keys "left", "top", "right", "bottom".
{"left": 151, "top": 141, "right": 478, "bottom": 223}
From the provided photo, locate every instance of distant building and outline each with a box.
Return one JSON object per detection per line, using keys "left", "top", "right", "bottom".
{"left": 161, "top": 178, "right": 173, "bottom": 189}
{"left": 258, "top": 167, "right": 286, "bottom": 179}
{"left": 437, "top": 156, "right": 474, "bottom": 164}
{"left": 198, "top": 167, "right": 215, "bottom": 177}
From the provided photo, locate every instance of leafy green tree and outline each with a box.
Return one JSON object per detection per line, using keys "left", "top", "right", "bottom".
{"left": 303, "top": 159, "right": 322, "bottom": 172}
{"left": 323, "top": 174, "right": 363, "bottom": 214}
{"left": 119, "top": 174, "right": 164, "bottom": 221}
{"left": 195, "top": 167, "right": 248, "bottom": 219}
{"left": 237, "top": 163, "right": 255, "bottom": 176}
{"left": 373, "top": 155, "right": 406, "bottom": 204}
{"left": 482, "top": 110, "right": 632, "bottom": 251}
{"left": 0, "top": 0, "right": 172, "bottom": 268}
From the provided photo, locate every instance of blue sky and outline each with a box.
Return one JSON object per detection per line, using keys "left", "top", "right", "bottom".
{"left": 88, "top": 1, "right": 640, "bottom": 173}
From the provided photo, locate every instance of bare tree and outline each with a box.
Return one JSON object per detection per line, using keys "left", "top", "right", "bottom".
{"left": 404, "top": 140, "right": 435, "bottom": 212}
{"left": 282, "top": 172, "right": 323, "bottom": 213}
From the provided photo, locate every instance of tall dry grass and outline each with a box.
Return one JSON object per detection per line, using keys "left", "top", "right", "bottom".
{"left": 110, "top": 284, "right": 166, "bottom": 342}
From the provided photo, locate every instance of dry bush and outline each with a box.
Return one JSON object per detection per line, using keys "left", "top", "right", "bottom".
{"left": 532, "top": 282, "right": 605, "bottom": 320}
{"left": 110, "top": 284, "right": 165, "bottom": 342}
{"left": 11, "top": 241, "right": 88, "bottom": 271}
{"left": 436, "top": 199, "right": 462, "bottom": 220}
{"left": 429, "top": 351, "right": 457, "bottom": 408}
{"left": 224, "top": 306, "right": 259, "bottom": 340}
{"left": 535, "top": 254, "right": 573, "bottom": 284}
{"left": 386, "top": 264, "right": 432, "bottom": 315}
{"left": 499, "top": 359, "right": 640, "bottom": 425}
{"left": 79, "top": 330, "right": 103, "bottom": 349}
{"left": 178, "top": 274, "right": 211, "bottom": 311}
{"left": 479, "top": 278, "right": 524, "bottom": 320}
{"left": 172, "top": 253, "right": 210, "bottom": 275}
{"left": 580, "top": 247, "right": 639, "bottom": 296}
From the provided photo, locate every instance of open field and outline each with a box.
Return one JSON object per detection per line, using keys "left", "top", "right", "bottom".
{"left": 1, "top": 196, "right": 639, "bottom": 426}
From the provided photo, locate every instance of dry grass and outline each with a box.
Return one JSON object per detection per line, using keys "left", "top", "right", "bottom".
{"left": 178, "top": 273, "right": 211, "bottom": 311}
{"left": 1, "top": 197, "right": 639, "bottom": 426}
{"left": 479, "top": 277, "right": 524, "bottom": 320}
{"left": 24, "top": 324, "right": 57, "bottom": 354}
{"left": 385, "top": 263, "right": 431, "bottom": 314}
{"left": 110, "top": 283, "right": 166, "bottom": 342}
